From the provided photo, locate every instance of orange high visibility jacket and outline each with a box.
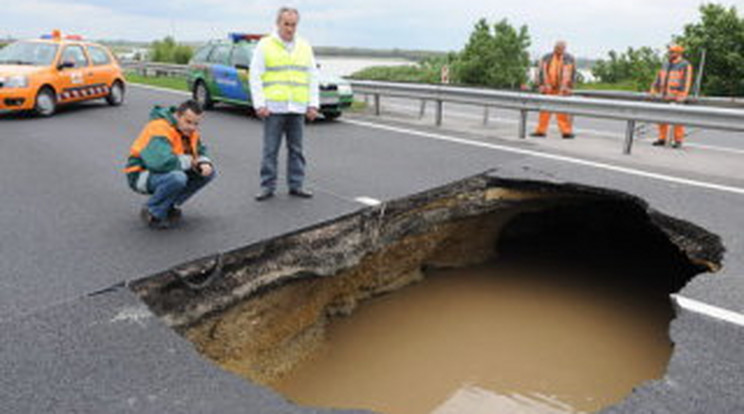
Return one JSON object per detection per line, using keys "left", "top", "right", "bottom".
{"left": 651, "top": 58, "right": 693, "bottom": 99}
{"left": 124, "top": 106, "right": 210, "bottom": 193}
{"left": 537, "top": 52, "right": 576, "bottom": 91}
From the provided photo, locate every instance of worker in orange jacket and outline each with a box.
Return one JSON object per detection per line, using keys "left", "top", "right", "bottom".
{"left": 650, "top": 44, "right": 693, "bottom": 149}
{"left": 531, "top": 40, "right": 576, "bottom": 139}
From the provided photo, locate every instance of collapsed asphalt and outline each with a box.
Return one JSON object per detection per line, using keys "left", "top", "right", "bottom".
{"left": 1, "top": 84, "right": 743, "bottom": 413}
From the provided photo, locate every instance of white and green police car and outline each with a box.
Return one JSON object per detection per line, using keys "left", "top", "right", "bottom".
{"left": 187, "top": 33, "right": 353, "bottom": 120}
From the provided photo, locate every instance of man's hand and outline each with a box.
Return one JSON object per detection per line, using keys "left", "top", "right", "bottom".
{"left": 306, "top": 106, "right": 318, "bottom": 122}
{"left": 197, "top": 162, "right": 214, "bottom": 177}
{"left": 256, "top": 107, "right": 270, "bottom": 118}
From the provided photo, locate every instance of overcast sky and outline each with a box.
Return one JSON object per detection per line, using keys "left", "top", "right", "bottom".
{"left": 2, "top": 0, "right": 736, "bottom": 58}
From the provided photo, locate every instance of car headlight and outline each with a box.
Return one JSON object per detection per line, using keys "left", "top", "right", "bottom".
{"left": 337, "top": 84, "right": 352, "bottom": 96}
{"left": 0, "top": 75, "right": 29, "bottom": 89}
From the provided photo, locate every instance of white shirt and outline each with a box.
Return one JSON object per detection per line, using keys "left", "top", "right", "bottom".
{"left": 249, "top": 31, "right": 320, "bottom": 114}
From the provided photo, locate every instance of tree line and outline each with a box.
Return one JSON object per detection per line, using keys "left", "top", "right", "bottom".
{"left": 142, "top": 3, "right": 743, "bottom": 96}
{"left": 353, "top": 3, "right": 744, "bottom": 97}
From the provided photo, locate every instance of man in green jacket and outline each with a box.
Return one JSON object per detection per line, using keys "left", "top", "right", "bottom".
{"left": 125, "top": 100, "right": 215, "bottom": 229}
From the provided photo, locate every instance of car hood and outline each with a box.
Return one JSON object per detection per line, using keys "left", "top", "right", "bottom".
{"left": 0, "top": 65, "right": 46, "bottom": 77}
{"left": 318, "top": 72, "right": 350, "bottom": 87}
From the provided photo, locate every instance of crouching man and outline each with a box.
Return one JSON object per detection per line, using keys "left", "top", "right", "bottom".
{"left": 124, "top": 100, "right": 215, "bottom": 229}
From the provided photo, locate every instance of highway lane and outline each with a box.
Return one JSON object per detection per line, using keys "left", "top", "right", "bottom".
{"left": 1, "top": 84, "right": 744, "bottom": 413}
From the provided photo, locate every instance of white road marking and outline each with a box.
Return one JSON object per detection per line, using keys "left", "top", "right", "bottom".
{"left": 354, "top": 196, "right": 382, "bottom": 206}
{"left": 672, "top": 295, "right": 744, "bottom": 327}
{"left": 343, "top": 119, "right": 744, "bottom": 196}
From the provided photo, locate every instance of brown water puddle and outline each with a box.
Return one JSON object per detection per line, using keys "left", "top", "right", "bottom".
{"left": 271, "top": 262, "right": 673, "bottom": 414}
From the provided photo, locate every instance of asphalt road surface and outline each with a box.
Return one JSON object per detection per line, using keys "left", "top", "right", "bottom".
{"left": 1, "top": 84, "right": 743, "bottom": 413}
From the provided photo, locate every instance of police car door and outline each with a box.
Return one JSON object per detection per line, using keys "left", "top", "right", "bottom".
{"left": 229, "top": 44, "right": 251, "bottom": 103}
{"left": 56, "top": 44, "right": 91, "bottom": 102}
{"left": 210, "top": 44, "right": 244, "bottom": 103}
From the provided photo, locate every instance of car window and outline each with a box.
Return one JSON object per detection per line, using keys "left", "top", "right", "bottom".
{"left": 60, "top": 45, "right": 89, "bottom": 68}
{"left": 87, "top": 45, "right": 112, "bottom": 66}
{"left": 208, "top": 44, "right": 231, "bottom": 65}
{"left": 0, "top": 41, "right": 58, "bottom": 66}
{"left": 192, "top": 45, "right": 214, "bottom": 63}
{"left": 231, "top": 44, "right": 252, "bottom": 67}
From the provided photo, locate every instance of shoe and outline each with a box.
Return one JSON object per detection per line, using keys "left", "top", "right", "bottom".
{"left": 671, "top": 141, "right": 683, "bottom": 149}
{"left": 255, "top": 189, "right": 275, "bottom": 201}
{"left": 140, "top": 207, "right": 171, "bottom": 230}
{"left": 167, "top": 206, "right": 182, "bottom": 221}
{"left": 562, "top": 133, "right": 575, "bottom": 139}
{"left": 289, "top": 188, "right": 313, "bottom": 198}
{"left": 529, "top": 132, "right": 546, "bottom": 138}
{"left": 652, "top": 139, "right": 666, "bottom": 146}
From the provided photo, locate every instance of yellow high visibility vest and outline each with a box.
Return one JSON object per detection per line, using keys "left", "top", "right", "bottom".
{"left": 260, "top": 36, "right": 313, "bottom": 105}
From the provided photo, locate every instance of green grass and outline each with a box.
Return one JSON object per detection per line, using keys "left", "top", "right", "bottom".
{"left": 579, "top": 80, "right": 644, "bottom": 92}
{"left": 125, "top": 72, "right": 189, "bottom": 91}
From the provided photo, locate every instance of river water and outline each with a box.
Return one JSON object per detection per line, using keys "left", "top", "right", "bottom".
{"left": 271, "top": 262, "right": 673, "bottom": 414}
{"left": 315, "top": 56, "right": 413, "bottom": 77}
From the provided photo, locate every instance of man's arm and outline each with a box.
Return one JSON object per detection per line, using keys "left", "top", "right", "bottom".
{"left": 249, "top": 41, "right": 268, "bottom": 117}
{"left": 306, "top": 47, "right": 320, "bottom": 121}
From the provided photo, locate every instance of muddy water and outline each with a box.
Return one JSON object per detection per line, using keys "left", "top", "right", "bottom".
{"left": 271, "top": 262, "right": 673, "bottom": 414}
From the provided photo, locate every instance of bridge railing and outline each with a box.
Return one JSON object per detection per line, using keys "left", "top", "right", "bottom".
{"left": 349, "top": 80, "right": 744, "bottom": 154}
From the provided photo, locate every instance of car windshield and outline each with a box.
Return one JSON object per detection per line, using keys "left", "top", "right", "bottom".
{"left": 0, "top": 41, "right": 59, "bottom": 66}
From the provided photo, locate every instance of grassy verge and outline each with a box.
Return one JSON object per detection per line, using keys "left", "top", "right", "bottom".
{"left": 579, "top": 80, "right": 643, "bottom": 92}
{"left": 125, "top": 72, "right": 189, "bottom": 92}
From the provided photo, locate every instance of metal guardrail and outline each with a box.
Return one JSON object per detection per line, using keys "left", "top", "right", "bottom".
{"left": 574, "top": 89, "right": 744, "bottom": 109}
{"left": 121, "top": 61, "right": 189, "bottom": 77}
{"left": 350, "top": 80, "right": 744, "bottom": 154}
{"left": 121, "top": 62, "right": 744, "bottom": 155}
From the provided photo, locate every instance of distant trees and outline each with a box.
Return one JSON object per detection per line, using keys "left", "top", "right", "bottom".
{"left": 591, "top": 47, "right": 662, "bottom": 91}
{"left": 150, "top": 36, "right": 193, "bottom": 64}
{"left": 350, "top": 18, "right": 530, "bottom": 89}
{"left": 453, "top": 18, "right": 531, "bottom": 88}
{"left": 350, "top": 55, "right": 455, "bottom": 83}
{"left": 675, "top": 4, "right": 744, "bottom": 96}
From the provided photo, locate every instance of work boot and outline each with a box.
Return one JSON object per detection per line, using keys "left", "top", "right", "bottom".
{"left": 140, "top": 207, "right": 171, "bottom": 230}
{"left": 562, "top": 133, "right": 575, "bottom": 139}
{"left": 289, "top": 188, "right": 313, "bottom": 198}
{"left": 671, "top": 141, "right": 683, "bottom": 149}
{"left": 529, "top": 132, "right": 546, "bottom": 138}
{"left": 255, "top": 189, "right": 275, "bottom": 201}
{"left": 652, "top": 139, "right": 666, "bottom": 147}
{"left": 167, "top": 206, "right": 182, "bottom": 221}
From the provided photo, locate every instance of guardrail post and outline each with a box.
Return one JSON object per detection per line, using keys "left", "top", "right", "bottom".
{"left": 435, "top": 100, "right": 443, "bottom": 126}
{"left": 483, "top": 106, "right": 489, "bottom": 125}
{"left": 624, "top": 119, "right": 636, "bottom": 154}
{"left": 419, "top": 99, "right": 426, "bottom": 119}
{"left": 374, "top": 94, "right": 381, "bottom": 116}
{"left": 519, "top": 109, "right": 528, "bottom": 139}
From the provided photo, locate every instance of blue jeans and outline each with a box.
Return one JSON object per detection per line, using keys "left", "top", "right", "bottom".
{"left": 146, "top": 169, "right": 215, "bottom": 219}
{"left": 260, "top": 114, "right": 306, "bottom": 192}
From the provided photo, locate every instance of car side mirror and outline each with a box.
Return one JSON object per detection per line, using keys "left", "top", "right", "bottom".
{"left": 57, "top": 61, "right": 75, "bottom": 70}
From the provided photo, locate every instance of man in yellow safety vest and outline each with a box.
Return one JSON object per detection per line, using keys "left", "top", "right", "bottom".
{"left": 250, "top": 6, "right": 319, "bottom": 201}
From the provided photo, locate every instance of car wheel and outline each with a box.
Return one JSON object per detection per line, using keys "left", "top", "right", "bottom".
{"left": 323, "top": 111, "right": 341, "bottom": 121}
{"left": 34, "top": 87, "right": 56, "bottom": 117}
{"left": 106, "top": 81, "right": 125, "bottom": 106}
{"left": 194, "top": 81, "right": 213, "bottom": 109}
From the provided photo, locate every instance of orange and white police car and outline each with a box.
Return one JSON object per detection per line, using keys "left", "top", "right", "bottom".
{"left": 0, "top": 30, "right": 126, "bottom": 116}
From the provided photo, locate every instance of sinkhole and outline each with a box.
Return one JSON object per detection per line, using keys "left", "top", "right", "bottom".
{"left": 131, "top": 173, "right": 723, "bottom": 414}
